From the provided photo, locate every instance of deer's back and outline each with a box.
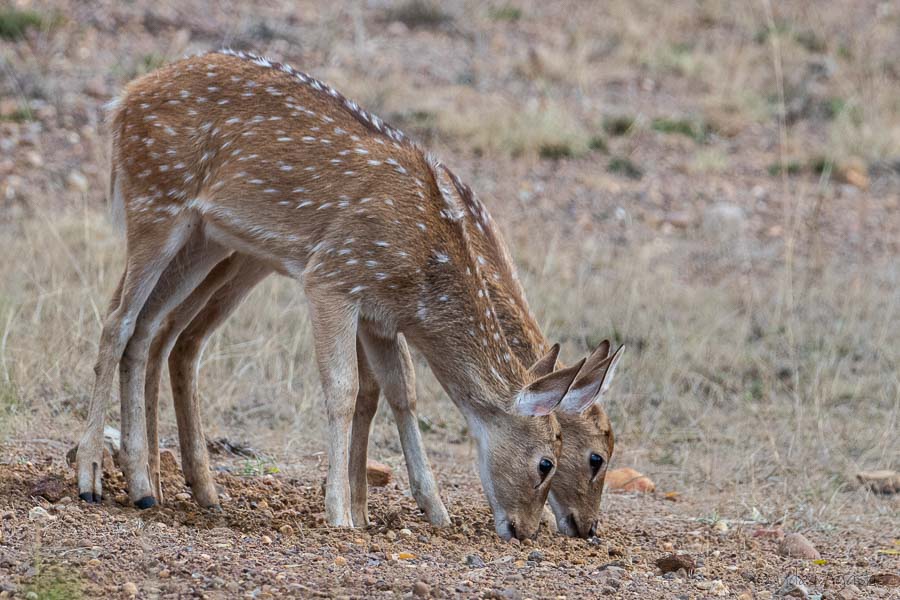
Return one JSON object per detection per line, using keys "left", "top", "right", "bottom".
{"left": 110, "top": 52, "right": 494, "bottom": 333}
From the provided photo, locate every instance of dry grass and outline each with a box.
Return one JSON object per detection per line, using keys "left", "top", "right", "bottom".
{"left": 2, "top": 199, "right": 897, "bottom": 527}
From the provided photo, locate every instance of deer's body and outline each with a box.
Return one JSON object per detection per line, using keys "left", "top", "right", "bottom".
{"left": 76, "top": 50, "right": 616, "bottom": 539}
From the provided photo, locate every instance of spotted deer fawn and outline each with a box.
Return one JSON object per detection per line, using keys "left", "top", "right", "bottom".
{"left": 142, "top": 159, "right": 623, "bottom": 538}
{"left": 77, "top": 50, "right": 621, "bottom": 539}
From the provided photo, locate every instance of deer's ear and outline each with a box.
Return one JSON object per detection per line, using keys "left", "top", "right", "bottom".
{"left": 557, "top": 342, "right": 624, "bottom": 415}
{"left": 513, "top": 358, "right": 585, "bottom": 416}
{"left": 527, "top": 343, "right": 561, "bottom": 379}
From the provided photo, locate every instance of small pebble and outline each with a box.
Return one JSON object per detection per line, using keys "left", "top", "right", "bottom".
{"left": 527, "top": 550, "right": 545, "bottom": 562}
{"left": 778, "top": 533, "right": 820, "bottom": 560}
{"left": 776, "top": 574, "right": 809, "bottom": 598}
{"left": 656, "top": 553, "right": 696, "bottom": 574}
{"left": 399, "top": 528, "right": 413, "bottom": 538}
{"left": 261, "top": 535, "right": 273, "bottom": 544}
{"left": 412, "top": 580, "right": 430, "bottom": 597}
{"left": 869, "top": 573, "right": 900, "bottom": 587}
{"left": 28, "top": 506, "right": 55, "bottom": 521}
{"left": 836, "top": 584, "right": 860, "bottom": 599}
{"left": 279, "top": 524, "right": 294, "bottom": 536}
{"left": 122, "top": 582, "right": 138, "bottom": 596}
{"left": 465, "top": 554, "right": 486, "bottom": 568}
{"left": 334, "top": 556, "right": 347, "bottom": 566}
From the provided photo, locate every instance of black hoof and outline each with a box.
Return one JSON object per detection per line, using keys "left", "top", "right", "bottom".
{"left": 79, "top": 492, "right": 100, "bottom": 503}
{"left": 134, "top": 496, "right": 157, "bottom": 509}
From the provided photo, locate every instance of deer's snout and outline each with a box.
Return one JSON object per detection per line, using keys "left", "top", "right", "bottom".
{"left": 560, "top": 513, "right": 598, "bottom": 539}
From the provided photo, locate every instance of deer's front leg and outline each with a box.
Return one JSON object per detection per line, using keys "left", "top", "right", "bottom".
{"left": 348, "top": 339, "right": 380, "bottom": 527}
{"left": 358, "top": 328, "right": 450, "bottom": 527}
{"left": 306, "top": 286, "right": 359, "bottom": 527}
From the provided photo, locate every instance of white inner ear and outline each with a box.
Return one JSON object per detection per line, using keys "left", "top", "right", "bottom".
{"left": 559, "top": 346, "right": 624, "bottom": 415}
{"left": 598, "top": 347, "right": 624, "bottom": 398}
{"left": 514, "top": 388, "right": 560, "bottom": 416}
{"left": 558, "top": 384, "right": 597, "bottom": 415}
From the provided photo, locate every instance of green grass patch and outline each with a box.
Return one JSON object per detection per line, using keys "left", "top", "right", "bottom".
{"left": 384, "top": 0, "right": 453, "bottom": 29}
{"left": 767, "top": 161, "right": 804, "bottom": 176}
{"left": 651, "top": 117, "right": 711, "bottom": 142}
{"left": 489, "top": 5, "right": 522, "bottom": 22}
{"left": 239, "top": 457, "right": 280, "bottom": 477}
{"left": 608, "top": 156, "right": 643, "bottom": 180}
{"left": 0, "top": 106, "right": 35, "bottom": 122}
{"left": 808, "top": 156, "right": 833, "bottom": 176}
{"left": 24, "top": 556, "right": 83, "bottom": 600}
{"left": 538, "top": 142, "right": 574, "bottom": 160}
{"left": 588, "top": 136, "right": 608, "bottom": 153}
{"left": 795, "top": 29, "right": 827, "bottom": 53}
{"left": 602, "top": 115, "right": 636, "bottom": 137}
{"left": 137, "top": 53, "right": 167, "bottom": 75}
{"left": 0, "top": 8, "right": 44, "bottom": 40}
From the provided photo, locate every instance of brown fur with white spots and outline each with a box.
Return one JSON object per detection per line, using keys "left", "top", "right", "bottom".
{"left": 75, "top": 50, "right": 619, "bottom": 540}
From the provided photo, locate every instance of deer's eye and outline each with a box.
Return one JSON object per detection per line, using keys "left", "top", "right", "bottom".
{"left": 590, "top": 453, "right": 605, "bottom": 476}
{"left": 538, "top": 458, "right": 554, "bottom": 480}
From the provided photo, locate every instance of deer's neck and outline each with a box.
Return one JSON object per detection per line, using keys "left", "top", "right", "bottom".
{"left": 402, "top": 246, "right": 528, "bottom": 409}
{"left": 462, "top": 198, "right": 551, "bottom": 368}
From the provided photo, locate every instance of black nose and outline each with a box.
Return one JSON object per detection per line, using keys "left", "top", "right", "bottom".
{"left": 508, "top": 522, "right": 518, "bottom": 540}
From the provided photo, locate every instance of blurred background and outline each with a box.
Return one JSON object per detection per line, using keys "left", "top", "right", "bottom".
{"left": 1, "top": 0, "right": 898, "bottom": 531}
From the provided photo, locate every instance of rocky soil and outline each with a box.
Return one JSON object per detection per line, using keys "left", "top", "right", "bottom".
{"left": 1, "top": 441, "right": 898, "bottom": 599}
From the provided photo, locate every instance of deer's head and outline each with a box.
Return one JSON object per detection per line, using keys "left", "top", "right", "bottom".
{"left": 463, "top": 349, "right": 585, "bottom": 541}
{"left": 545, "top": 341, "right": 624, "bottom": 538}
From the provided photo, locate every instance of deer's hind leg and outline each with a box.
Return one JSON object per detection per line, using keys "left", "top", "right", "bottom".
{"left": 158, "top": 256, "right": 271, "bottom": 508}
{"left": 119, "top": 231, "right": 229, "bottom": 507}
{"left": 144, "top": 253, "right": 262, "bottom": 503}
{"left": 77, "top": 214, "right": 197, "bottom": 504}
{"left": 349, "top": 339, "right": 380, "bottom": 527}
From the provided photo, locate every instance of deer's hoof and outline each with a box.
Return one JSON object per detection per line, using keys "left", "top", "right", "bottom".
{"left": 79, "top": 492, "right": 101, "bottom": 504}
{"left": 134, "top": 496, "right": 157, "bottom": 510}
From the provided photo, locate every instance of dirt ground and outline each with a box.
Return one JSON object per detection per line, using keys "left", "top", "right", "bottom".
{"left": 1, "top": 440, "right": 897, "bottom": 599}
{"left": 1, "top": 0, "right": 899, "bottom": 598}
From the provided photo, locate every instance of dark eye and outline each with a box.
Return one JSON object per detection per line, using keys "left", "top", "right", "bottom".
{"left": 539, "top": 458, "right": 554, "bottom": 479}
{"left": 590, "top": 453, "right": 605, "bottom": 475}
